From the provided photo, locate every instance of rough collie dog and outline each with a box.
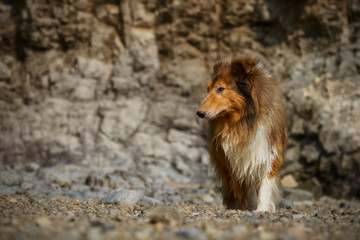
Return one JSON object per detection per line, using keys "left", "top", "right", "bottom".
{"left": 196, "top": 58, "right": 287, "bottom": 212}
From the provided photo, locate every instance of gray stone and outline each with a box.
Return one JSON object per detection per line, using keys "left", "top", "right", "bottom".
{"left": 281, "top": 175, "right": 298, "bottom": 188}
{"left": 129, "top": 1, "right": 154, "bottom": 28}
{"left": 100, "top": 98, "right": 147, "bottom": 142}
{"left": 283, "top": 188, "right": 315, "bottom": 201}
{"left": 111, "top": 52, "right": 138, "bottom": 92}
{"left": 50, "top": 71, "right": 80, "bottom": 97}
{"left": 131, "top": 133, "right": 172, "bottom": 161}
{"left": 72, "top": 79, "right": 96, "bottom": 101}
{"left": 168, "top": 129, "right": 203, "bottom": 147}
{"left": 284, "top": 146, "right": 300, "bottom": 163}
{"left": 0, "top": 61, "right": 11, "bottom": 80}
{"left": 298, "top": 178, "right": 323, "bottom": 199}
{"left": 35, "top": 217, "right": 52, "bottom": 228}
{"left": 281, "top": 162, "right": 303, "bottom": 179}
{"left": 19, "top": 173, "right": 41, "bottom": 190}
{"left": 171, "top": 142, "right": 202, "bottom": 162}
{"left": 37, "top": 168, "right": 69, "bottom": 183}
{"left": 176, "top": 228, "right": 207, "bottom": 240}
{"left": 0, "top": 185, "right": 22, "bottom": 195}
{"left": 99, "top": 189, "right": 161, "bottom": 205}
{"left": 291, "top": 118, "right": 305, "bottom": 136}
{"left": 278, "top": 198, "right": 295, "bottom": 209}
{"left": 174, "top": 160, "right": 192, "bottom": 176}
{"left": 301, "top": 144, "right": 320, "bottom": 164}
{"left": 230, "top": 225, "right": 248, "bottom": 236}
{"left": 292, "top": 214, "right": 303, "bottom": 220}
{"left": 0, "top": 168, "right": 20, "bottom": 186}
{"left": 318, "top": 156, "right": 332, "bottom": 173}
{"left": 149, "top": 100, "right": 179, "bottom": 127}
{"left": 75, "top": 57, "right": 110, "bottom": 80}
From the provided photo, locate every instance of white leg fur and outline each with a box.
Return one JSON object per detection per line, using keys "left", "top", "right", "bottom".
{"left": 256, "top": 177, "right": 278, "bottom": 212}
{"left": 221, "top": 124, "right": 280, "bottom": 212}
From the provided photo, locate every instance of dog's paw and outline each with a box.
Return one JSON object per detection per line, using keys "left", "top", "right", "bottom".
{"left": 255, "top": 204, "right": 275, "bottom": 213}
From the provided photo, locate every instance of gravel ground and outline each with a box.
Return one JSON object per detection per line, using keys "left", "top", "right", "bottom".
{"left": 1, "top": 189, "right": 359, "bottom": 240}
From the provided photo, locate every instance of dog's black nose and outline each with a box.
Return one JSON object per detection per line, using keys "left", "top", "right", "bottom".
{"left": 196, "top": 111, "right": 206, "bottom": 118}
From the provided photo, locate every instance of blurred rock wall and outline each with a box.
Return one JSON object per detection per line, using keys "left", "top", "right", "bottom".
{"left": 0, "top": 0, "right": 359, "bottom": 198}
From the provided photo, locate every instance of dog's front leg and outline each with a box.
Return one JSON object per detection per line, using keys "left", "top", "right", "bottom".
{"left": 255, "top": 176, "right": 278, "bottom": 212}
{"left": 246, "top": 186, "right": 258, "bottom": 211}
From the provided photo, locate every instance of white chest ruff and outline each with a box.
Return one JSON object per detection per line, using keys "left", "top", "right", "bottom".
{"left": 222, "top": 125, "right": 277, "bottom": 184}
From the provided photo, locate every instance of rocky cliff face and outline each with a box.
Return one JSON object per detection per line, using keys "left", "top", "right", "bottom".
{"left": 1, "top": 0, "right": 359, "bottom": 198}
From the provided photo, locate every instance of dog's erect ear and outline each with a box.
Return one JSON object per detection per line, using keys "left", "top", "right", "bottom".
{"left": 231, "top": 58, "right": 257, "bottom": 78}
{"left": 231, "top": 59, "right": 247, "bottom": 78}
{"left": 231, "top": 58, "right": 257, "bottom": 116}
{"left": 213, "top": 61, "right": 226, "bottom": 75}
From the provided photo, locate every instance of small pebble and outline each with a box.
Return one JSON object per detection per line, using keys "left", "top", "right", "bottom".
{"left": 0, "top": 193, "right": 359, "bottom": 240}
{"left": 35, "top": 217, "right": 52, "bottom": 228}
{"left": 292, "top": 214, "right": 303, "bottom": 219}
{"left": 177, "top": 228, "right": 207, "bottom": 239}
{"left": 202, "top": 194, "right": 214, "bottom": 204}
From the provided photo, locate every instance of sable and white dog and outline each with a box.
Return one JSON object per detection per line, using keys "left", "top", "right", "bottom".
{"left": 196, "top": 58, "right": 287, "bottom": 212}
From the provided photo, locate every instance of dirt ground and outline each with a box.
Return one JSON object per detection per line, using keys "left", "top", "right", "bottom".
{"left": 1, "top": 192, "right": 359, "bottom": 240}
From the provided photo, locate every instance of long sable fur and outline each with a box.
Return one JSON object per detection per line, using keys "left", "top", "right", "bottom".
{"left": 199, "top": 58, "right": 287, "bottom": 210}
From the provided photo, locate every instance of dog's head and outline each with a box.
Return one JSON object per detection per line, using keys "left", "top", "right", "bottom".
{"left": 196, "top": 58, "right": 261, "bottom": 121}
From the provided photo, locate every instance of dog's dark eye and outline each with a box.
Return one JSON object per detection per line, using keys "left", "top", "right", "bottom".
{"left": 217, "top": 87, "right": 225, "bottom": 93}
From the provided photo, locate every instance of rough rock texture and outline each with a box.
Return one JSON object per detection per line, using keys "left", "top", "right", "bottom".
{"left": 0, "top": 0, "right": 359, "bottom": 198}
